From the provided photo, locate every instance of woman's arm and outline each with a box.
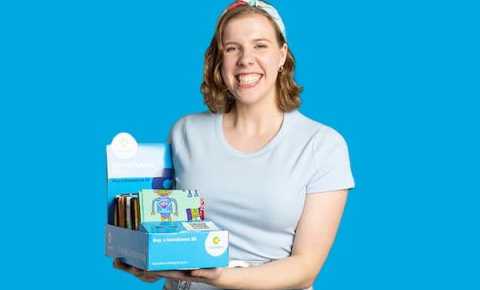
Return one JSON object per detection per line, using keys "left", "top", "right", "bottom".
{"left": 115, "top": 190, "right": 349, "bottom": 289}
{"left": 194, "top": 189, "right": 349, "bottom": 290}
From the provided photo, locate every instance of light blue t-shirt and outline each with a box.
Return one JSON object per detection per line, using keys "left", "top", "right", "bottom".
{"left": 170, "top": 110, "right": 355, "bottom": 262}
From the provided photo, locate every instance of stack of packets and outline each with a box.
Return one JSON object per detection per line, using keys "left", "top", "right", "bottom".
{"left": 105, "top": 132, "right": 229, "bottom": 271}
{"left": 113, "top": 189, "right": 205, "bottom": 230}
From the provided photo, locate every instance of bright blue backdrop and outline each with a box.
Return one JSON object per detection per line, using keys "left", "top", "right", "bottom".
{"left": 1, "top": 0, "right": 479, "bottom": 289}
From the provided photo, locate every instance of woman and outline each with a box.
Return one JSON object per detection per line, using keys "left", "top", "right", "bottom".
{"left": 116, "top": 1, "right": 355, "bottom": 289}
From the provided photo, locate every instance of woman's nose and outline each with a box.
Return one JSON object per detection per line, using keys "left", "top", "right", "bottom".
{"left": 237, "top": 49, "right": 255, "bottom": 66}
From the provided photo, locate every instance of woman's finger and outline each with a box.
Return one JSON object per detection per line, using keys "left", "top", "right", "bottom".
{"left": 138, "top": 272, "right": 159, "bottom": 283}
{"left": 151, "top": 270, "right": 191, "bottom": 280}
{"left": 113, "top": 258, "right": 130, "bottom": 271}
{"left": 190, "top": 268, "right": 223, "bottom": 280}
{"left": 130, "top": 267, "right": 144, "bottom": 277}
{"left": 113, "top": 261, "right": 206, "bottom": 283}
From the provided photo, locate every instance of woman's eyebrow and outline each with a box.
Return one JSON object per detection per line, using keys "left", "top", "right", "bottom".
{"left": 252, "top": 38, "right": 272, "bottom": 43}
{"left": 224, "top": 38, "right": 273, "bottom": 46}
{"left": 223, "top": 41, "right": 240, "bottom": 46}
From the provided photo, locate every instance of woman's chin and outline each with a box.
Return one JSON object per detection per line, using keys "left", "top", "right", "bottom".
{"left": 231, "top": 88, "right": 276, "bottom": 108}
{"left": 233, "top": 94, "right": 267, "bottom": 107}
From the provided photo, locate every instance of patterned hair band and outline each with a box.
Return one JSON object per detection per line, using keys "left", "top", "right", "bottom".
{"left": 222, "top": 0, "right": 287, "bottom": 41}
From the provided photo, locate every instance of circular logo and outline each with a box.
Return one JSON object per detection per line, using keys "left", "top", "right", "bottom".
{"left": 205, "top": 232, "right": 228, "bottom": 257}
{"left": 111, "top": 132, "right": 138, "bottom": 159}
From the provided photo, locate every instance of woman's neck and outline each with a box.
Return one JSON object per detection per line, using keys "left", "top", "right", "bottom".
{"left": 224, "top": 102, "right": 283, "bottom": 137}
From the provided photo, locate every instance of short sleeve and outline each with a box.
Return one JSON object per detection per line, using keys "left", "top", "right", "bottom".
{"left": 306, "top": 128, "right": 355, "bottom": 194}
{"left": 168, "top": 116, "right": 187, "bottom": 145}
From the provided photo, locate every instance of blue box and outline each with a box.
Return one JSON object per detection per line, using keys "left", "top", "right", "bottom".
{"left": 105, "top": 133, "right": 229, "bottom": 270}
{"left": 106, "top": 221, "right": 229, "bottom": 270}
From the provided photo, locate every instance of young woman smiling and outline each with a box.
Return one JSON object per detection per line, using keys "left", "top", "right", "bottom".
{"left": 115, "top": 1, "right": 355, "bottom": 289}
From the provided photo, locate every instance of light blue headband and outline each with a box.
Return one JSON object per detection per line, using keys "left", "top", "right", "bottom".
{"left": 223, "top": 0, "right": 287, "bottom": 41}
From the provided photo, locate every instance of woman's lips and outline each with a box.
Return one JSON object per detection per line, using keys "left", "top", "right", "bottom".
{"left": 235, "top": 73, "right": 263, "bottom": 89}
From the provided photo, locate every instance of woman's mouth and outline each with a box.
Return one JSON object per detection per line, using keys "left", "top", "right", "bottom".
{"left": 235, "top": 73, "right": 263, "bottom": 89}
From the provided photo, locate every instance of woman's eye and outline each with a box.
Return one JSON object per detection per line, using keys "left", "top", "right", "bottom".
{"left": 225, "top": 47, "right": 237, "bottom": 53}
{"left": 255, "top": 44, "right": 268, "bottom": 49}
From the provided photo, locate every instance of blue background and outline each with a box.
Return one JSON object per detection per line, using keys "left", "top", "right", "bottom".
{"left": 1, "top": 0, "right": 479, "bottom": 289}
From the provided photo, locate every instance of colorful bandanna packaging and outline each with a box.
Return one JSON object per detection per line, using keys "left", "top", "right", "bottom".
{"left": 105, "top": 132, "right": 229, "bottom": 271}
{"left": 222, "top": 0, "right": 287, "bottom": 41}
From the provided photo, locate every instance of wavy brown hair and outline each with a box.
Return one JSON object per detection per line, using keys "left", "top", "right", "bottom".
{"left": 201, "top": 4, "right": 302, "bottom": 113}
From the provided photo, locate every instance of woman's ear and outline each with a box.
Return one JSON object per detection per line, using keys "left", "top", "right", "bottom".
{"left": 280, "top": 43, "right": 288, "bottom": 67}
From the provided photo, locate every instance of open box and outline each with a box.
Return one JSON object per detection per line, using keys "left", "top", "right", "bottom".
{"left": 104, "top": 133, "right": 229, "bottom": 270}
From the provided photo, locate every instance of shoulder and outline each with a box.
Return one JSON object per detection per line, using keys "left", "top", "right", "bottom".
{"left": 288, "top": 110, "right": 348, "bottom": 149}
{"left": 171, "top": 111, "right": 216, "bottom": 133}
{"left": 295, "top": 111, "right": 355, "bottom": 193}
{"left": 169, "top": 111, "right": 217, "bottom": 143}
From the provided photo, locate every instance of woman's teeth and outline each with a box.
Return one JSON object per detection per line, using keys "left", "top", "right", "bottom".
{"left": 237, "top": 74, "right": 262, "bottom": 85}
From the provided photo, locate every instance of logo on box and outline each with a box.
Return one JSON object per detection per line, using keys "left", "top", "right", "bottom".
{"left": 205, "top": 232, "right": 228, "bottom": 257}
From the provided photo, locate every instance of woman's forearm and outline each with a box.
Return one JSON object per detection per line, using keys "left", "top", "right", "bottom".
{"left": 213, "top": 255, "right": 323, "bottom": 290}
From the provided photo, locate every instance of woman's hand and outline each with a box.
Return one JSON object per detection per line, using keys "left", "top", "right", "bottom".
{"left": 113, "top": 258, "right": 224, "bottom": 285}
{"left": 188, "top": 268, "right": 224, "bottom": 283}
{"left": 113, "top": 258, "right": 162, "bottom": 283}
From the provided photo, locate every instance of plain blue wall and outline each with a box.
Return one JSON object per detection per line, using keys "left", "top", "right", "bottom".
{"left": 1, "top": 0, "right": 479, "bottom": 289}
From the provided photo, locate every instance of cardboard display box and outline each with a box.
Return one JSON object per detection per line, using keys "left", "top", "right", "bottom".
{"left": 105, "top": 133, "right": 229, "bottom": 270}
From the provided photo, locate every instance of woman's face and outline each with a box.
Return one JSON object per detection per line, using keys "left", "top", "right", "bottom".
{"left": 221, "top": 13, "right": 287, "bottom": 108}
